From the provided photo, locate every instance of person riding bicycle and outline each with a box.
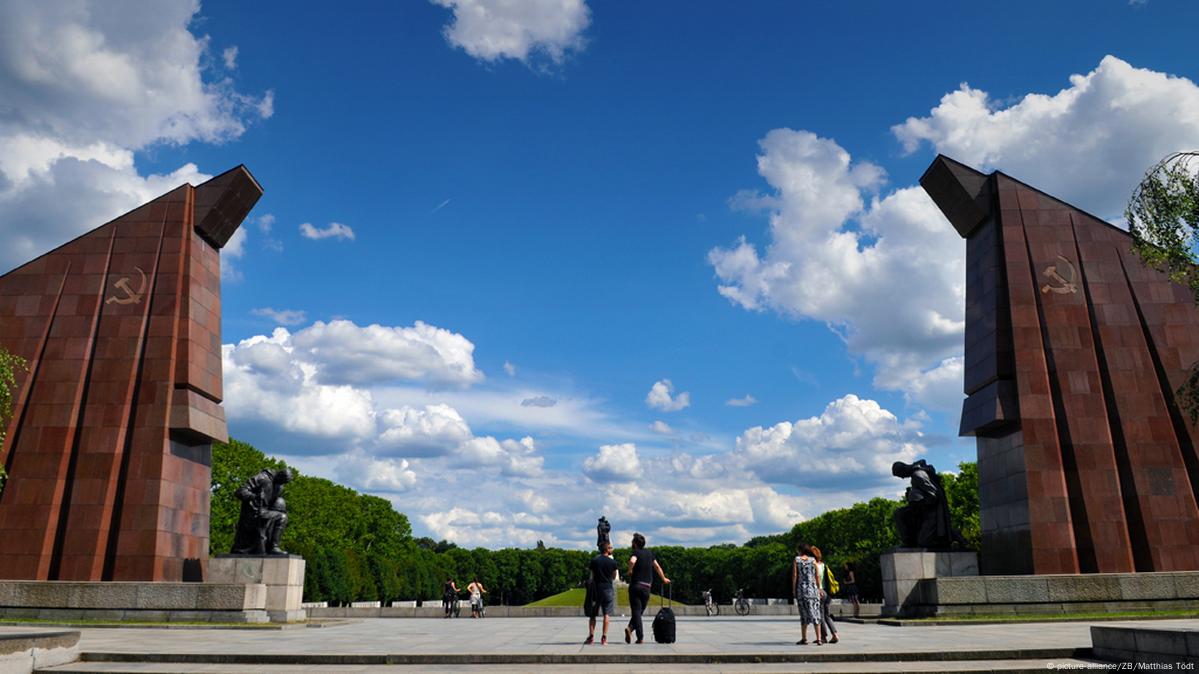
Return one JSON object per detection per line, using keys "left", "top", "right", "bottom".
{"left": 442, "top": 576, "right": 460, "bottom": 618}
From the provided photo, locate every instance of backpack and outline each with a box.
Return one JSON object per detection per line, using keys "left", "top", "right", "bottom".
{"left": 825, "top": 566, "right": 840, "bottom": 595}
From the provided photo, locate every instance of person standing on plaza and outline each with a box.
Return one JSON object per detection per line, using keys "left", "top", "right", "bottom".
{"left": 843, "top": 562, "right": 860, "bottom": 618}
{"left": 625, "top": 532, "right": 670, "bottom": 644}
{"left": 466, "top": 576, "right": 487, "bottom": 618}
{"left": 442, "top": 576, "right": 460, "bottom": 618}
{"left": 792, "top": 543, "right": 823, "bottom": 645}
{"left": 584, "top": 543, "right": 618, "bottom": 645}
{"left": 810, "top": 545, "right": 839, "bottom": 644}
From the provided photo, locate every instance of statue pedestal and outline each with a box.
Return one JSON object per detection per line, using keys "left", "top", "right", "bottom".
{"left": 209, "top": 555, "right": 306, "bottom": 622}
{"left": 881, "top": 548, "right": 978, "bottom": 617}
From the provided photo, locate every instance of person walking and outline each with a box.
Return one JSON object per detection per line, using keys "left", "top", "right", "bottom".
{"left": 625, "top": 532, "right": 670, "bottom": 644}
{"left": 843, "top": 562, "right": 860, "bottom": 618}
{"left": 791, "top": 543, "right": 823, "bottom": 645}
{"left": 810, "top": 546, "right": 839, "bottom": 644}
{"left": 442, "top": 576, "right": 459, "bottom": 618}
{"left": 466, "top": 577, "right": 487, "bottom": 618}
{"left": 585, "top": 543, "right": 618, "bottom": 645}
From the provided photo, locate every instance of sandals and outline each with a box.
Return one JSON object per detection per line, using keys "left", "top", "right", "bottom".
{"left": 829, "top": 636, "right": 839, "bottom": 644}
{"left": 624, "top": 627, "right": 632, "bottom": 644}
{"left": 600, "top": 636, "right": 607, "bottom": 646}
{"left": 583, "top": 635, "right": 594, "bottom": 645}
{"left": 796, "top": 639, "right": 808, "bottom": 645}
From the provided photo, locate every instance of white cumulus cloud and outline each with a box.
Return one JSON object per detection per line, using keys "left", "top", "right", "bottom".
{"left": 893, "top": 55, "right": 1199, "bottom": 219}
{"left": 431, "top": 0, "right": 589, "bottom": 66}
{"left": 289, "top": 319, "right": 484, "bottom": 388}
{"left": 709, "top": 129, "right": 964, "bottom": 411}
{"left": 733, "top": 394, "right": 921, "bottom": 489}
{"left": 335, "top": 450, "right": 417, "bottom": 493}
{"left": 646, "top": 379, "right": 690, "bottom": 412}
{"left": 377, "top": 404, "right": 474, "bottom": 456}
{"left": 582, "top": 443, "right": 643, "bottom": 482}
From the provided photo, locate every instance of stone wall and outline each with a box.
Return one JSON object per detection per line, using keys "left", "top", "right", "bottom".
{"left": 0, "top": 581, "right": 268, "bottom": 623}
{"left": 907, "top": 571, "right": 1199, "bottom": 617}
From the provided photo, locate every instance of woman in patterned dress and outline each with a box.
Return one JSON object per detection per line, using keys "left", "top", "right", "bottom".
{"left": 791, "top": 543, "right": 824, "bottom": 645}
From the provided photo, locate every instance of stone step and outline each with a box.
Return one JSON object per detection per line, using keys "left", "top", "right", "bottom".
{"left": 36, "top": 657, "right": 1111, "bottom": 673}
{"left": 42, "top": 646, "right": 1093, "bottom": 667}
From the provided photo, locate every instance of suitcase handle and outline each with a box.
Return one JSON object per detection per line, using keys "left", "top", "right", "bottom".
{"left": 658, "top": 579, "right": 672, "bottom": 608}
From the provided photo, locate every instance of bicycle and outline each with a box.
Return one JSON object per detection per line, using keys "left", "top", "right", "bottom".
{"left": 703, "top": 588, "right": 719, "bottom": 616}
{"left": 734, "top": 587, "right": 751, "bottom": 616}
{"left": 473, "top": 593, "right": 486, "bottom": 619}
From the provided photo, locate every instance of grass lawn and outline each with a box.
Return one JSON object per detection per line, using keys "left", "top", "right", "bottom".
{"left": 526, "top": 587, "right": 682, "bottom": 607}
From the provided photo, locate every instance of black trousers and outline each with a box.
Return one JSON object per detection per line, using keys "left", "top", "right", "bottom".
{"left": 627, "top": 584, "right": 651, "bottom": 640}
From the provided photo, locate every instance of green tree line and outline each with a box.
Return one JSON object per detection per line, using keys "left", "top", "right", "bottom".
{"left": 211, "top": 438, "right": 978, "bottom": 604}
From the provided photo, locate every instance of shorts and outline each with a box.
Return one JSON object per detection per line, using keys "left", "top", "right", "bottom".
{"left": 594, "top": 586, "right": 616, "bottom": 616}
{"left": 470, "top": 593, "right": 482, "bottom": 608}
{"left": 844, "top": 583, "right": 858, "bottom": 597}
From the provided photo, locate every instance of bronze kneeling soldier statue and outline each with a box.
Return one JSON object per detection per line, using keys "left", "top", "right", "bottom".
{"left": 232, "top": 467, "right": 293, "bottom": 555}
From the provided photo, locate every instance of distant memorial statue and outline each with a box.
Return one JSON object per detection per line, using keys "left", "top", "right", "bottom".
{"left": 231, "top": 467, "right": 294, "bottom": 555}
{"left": 596, "top": 516, "right": 611, "bottom": 551}
{"left": 891, "top": 460, "right": 967, "bottom": 550}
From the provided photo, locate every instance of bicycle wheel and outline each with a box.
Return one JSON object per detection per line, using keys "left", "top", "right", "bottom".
{"left": 735, "top": 599, "right": 750, "bottom": 616}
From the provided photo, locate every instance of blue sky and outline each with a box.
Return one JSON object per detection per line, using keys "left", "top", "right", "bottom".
{"left": 3, "top": 0, "right": 1199, "bottom": 548}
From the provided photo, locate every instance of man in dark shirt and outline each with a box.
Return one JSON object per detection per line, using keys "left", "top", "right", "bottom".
{"left": 585, "top": 543, "right": 618, "bottom": 645}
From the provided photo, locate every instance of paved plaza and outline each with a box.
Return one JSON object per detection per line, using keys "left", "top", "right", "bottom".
{"left": 11, "top": 615, "right": 1195, "bottom": 672}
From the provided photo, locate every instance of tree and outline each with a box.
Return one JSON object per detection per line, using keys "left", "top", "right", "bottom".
{"left": 0, "top": 346, "right": 27, "bottom": 498}
{"left": 941, "top": 462, "right": 981, "bottom": 551}
{"left": 1127, "top": 151, "right": 1199, "bottom": 420}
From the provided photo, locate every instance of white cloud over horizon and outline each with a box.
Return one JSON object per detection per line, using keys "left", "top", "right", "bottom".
{"left": 225, "top": 317, "right": 919, "bottom": 549}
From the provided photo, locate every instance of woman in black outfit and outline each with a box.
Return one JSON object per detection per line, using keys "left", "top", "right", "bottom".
{"left": 625, "top": 532, "right": 670, "bottom": 644}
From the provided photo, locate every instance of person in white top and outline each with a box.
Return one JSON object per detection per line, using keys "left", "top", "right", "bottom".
{"left": 466, "top": 577, "right": 487, "bottom": 618}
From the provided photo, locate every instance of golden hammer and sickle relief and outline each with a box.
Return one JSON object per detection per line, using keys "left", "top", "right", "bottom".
{"left": 105, "top": 266, "right": 147, "bottom": 305}
{"left": 1040, "top": 255, "right": 1079, "bottom": 295}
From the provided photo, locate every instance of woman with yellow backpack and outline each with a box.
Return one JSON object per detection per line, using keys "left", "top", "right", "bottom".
{"left": 809, "top": 546, "right": 840, "bottom": 644}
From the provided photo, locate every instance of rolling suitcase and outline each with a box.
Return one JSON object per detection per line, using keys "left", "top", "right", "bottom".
{"left": 652, "top": 583, "right": 676, "bottom": 644}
